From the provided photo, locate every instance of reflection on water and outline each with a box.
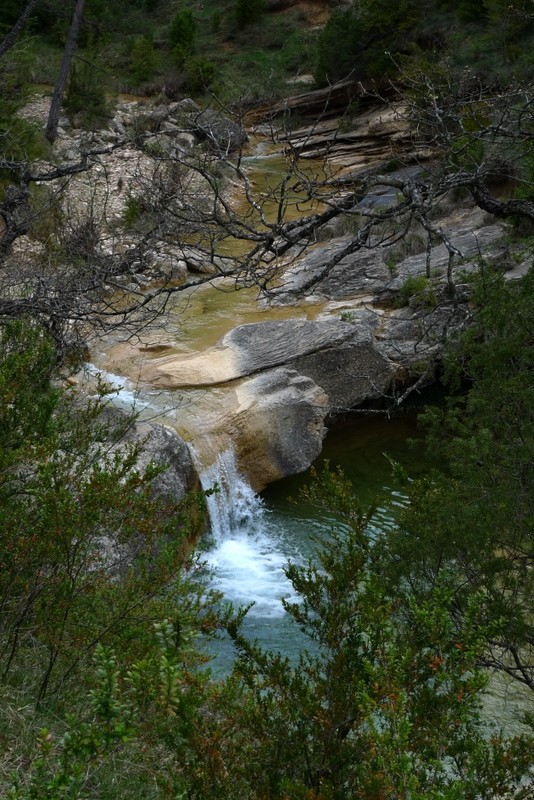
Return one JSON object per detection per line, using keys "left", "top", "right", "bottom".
{"left": 167, "top": 281, "right": 318, "bottom": 355}
{"left": 202, "top": 413, "right": 425, "bottom": 674}
{"left": 211, "top": 134, "right": 330, "bottom": 259}
{"left": 202, "top": 413, "right": 533, "bottom": 735}
{"left": 235, "top": 134, "right": 330, "bottom": 224}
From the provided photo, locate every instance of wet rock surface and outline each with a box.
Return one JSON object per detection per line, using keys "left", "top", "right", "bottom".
{"left": 17, "top": 94, "right": 512, "bottom": 486}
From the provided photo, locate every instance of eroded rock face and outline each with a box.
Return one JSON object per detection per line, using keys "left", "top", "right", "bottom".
{"left": 227, "top": 314, "right": 396, "bottom": 413}
{"left": 227, "top": 317, "right": 357, "bottom": 372}
{"left": 270, "top": 242, "right": 391, "bottom": 302}
{"left": 293, "top": 336, "right": 395, "bottom": 412}
{"left": 231, "top": 367, "right": 329, "bottom": 489}
{"left": 270, "top": 213, "right": 506, "bottom": 305}
{"left": 274, "top": 101, "right": 419, "bottom": 173}
{"left": 115, "top": 417, "right": 200, "bottom": 502}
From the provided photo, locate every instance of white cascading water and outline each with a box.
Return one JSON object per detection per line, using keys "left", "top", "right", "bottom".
{"left": 200, "top": 446, "right": 300, "bottom": 618}
{"left": 83, "top": 364, "right": 152, "bottom": 411}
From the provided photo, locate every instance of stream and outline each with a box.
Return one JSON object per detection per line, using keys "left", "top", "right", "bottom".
{"left": 84, "top": 130, "right": 532, "bottom": 738}
{"left": 200, "top": 412, "right": 532, "bottom": 737}
{"left": 200, "top": 413, "right": 423, "bottom": 671}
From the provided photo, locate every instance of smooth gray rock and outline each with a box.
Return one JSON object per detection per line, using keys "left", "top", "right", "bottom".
{"left": 225, "top": 316, "right": 374, "bottom": 373}
{"left": 224, "top": 314, "right": 395, "bottom": 415}
{"left": 107, "top": 415, "right": 199, "bottom": 502}
{"left": 271, "top": 241, "right": 391, "bottom": 302}
{"left": 232, "top": 367, "right": 329, "bottom": 489}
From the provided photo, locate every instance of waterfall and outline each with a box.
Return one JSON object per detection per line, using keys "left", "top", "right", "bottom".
{"left": 83, "top": 364, "right": 151, "bottom": 411}
{"left": 201, "top": 446, "right": 266, "bottom": 542}
{"left": 199, "top": 447, "right": 300, "bottom": 618}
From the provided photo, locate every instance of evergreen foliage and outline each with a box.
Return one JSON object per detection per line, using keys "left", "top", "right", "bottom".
{"left": 130, "top": 35, "right": 158, "bottom": 84}
{"left": 63, "top": 56, "right": 110, "bottom": 127}
{"left": 315, "top": 0, "right": 533, "bottom": 86}
{"left": 186, "top": 55, "right": 216, "bottom": 93}
{"left": 211, "top": 469, "right": 532, "bottom": 798}
{"left": 389, "top": 268, "right": 534, "bottom": 689}
{"left": 169, "top": 7, "right": 196, "bottom": 67}
{"left": 234, "top": 0, "right": 265, "bottom": 30}
{"left": 0, "top": 41, "right": 49, "bottom": 162}
{"left": 457, "top": 0, "right": 488, "bottom": 23}
{"left": 315, "top": 0, "right": 420, "bottom": 85}
{"left": 0, "top": 321, "right": 210, "bottom": 705}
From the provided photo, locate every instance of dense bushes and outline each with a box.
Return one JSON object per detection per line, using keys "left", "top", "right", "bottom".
{"left": 315, "top": 0, "right": 533, "bottom": 86}
{"left": 0, "top": 321, "right": 210, "bottom": 706}
{"left": 315, "top": 0, "right": 420, "bottom": 85}
{"left": 389, "top": 268, "right": 534, "bottom": 689}
{"left": 64, "top": 57, "right": 110, "bottom": 127}
{"left": 234, "top": 0, "right": 265, "bottom": 29}
{"left": 169, "top": 7, "right": 196, "bottom": 66}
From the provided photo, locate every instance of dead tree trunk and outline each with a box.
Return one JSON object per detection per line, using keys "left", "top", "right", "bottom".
{"left": 0, "top": 0, "right": 41, "bottom": 59}
{"left": 44, "top": 0, "right": 86, "bottom": 143}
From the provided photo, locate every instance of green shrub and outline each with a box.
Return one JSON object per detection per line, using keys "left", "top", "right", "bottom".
{"left": 217, "top": 465, "right": 533, "bottom": 799}
{"left": 186, "top": 55, "right": 216, "bottom": 93}
{"left": 211, "top": 10, "right": 222, "bottom": 33}
{"left": 0, "top": 320, "right": 209, "bottom": 703}
{"left": 122, "top": 193, "right": 144, "bottom": 229}
{"left": 234, "top": 0, "right": 265, "bottom": 29}
{"left": 457, "top": 0, "right": 488, "bottom": 23}
{"left": 64, "top": 58, "right": 110, "bottom": 128}
{"left": 169, "top": 8, "right": 196, "bottom": 67}
{"left": 384, "top": 250, "right": 399, "bottom": 275}
{"left": 448, "top": 135, "right": 485, "bottom": 172}
{"left": 0, "top": 115, "right": 49, "bottom": 162}
{"left": 130, "top": 35, "right": 158, "bottom": 84}
{"left": 0, "top": 41, "right": 49, "bottom": 162}
{"left": 315, "top": 6, "right": 362, "bottom": 85}
{"left": 397, "top": 274, "right": 437, "bottom": 308}
{"left": 315, "top": 0, "right": 419, "bottom": 85}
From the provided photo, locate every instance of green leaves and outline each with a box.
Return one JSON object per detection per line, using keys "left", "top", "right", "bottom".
{"left": 169, "top": 8, "right": 196, "bottom": 67}
{"left": 0, "top": 321, "right": 211, "bottom": 703}
{"left": 392, "top": 268, "right": 534, "bottom": 689}
{"left": 210, "top": 465, "right": 532, "bottom": 799}
{"left": 315, "top": 0, "right": 420, "bottom": 85}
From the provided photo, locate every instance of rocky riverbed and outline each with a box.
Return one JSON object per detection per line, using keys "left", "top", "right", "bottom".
{"left": 17, "top": 91, "right": 530, "bottom": 493}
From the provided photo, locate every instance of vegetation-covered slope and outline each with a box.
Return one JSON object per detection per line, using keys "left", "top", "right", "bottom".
{"left": 0, "top": 1, "right": 533, "bottom": 797}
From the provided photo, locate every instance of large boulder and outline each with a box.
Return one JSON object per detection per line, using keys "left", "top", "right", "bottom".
{"left": 177, "top": 366, "right": 329, "bottom": 491}
{"left": 227, "top": 314, "right": 396, "bottom": 413}
{"left": 230, "top": 367, "right": 329, "bottom": 489}
{"left": 109, "top": 415, "right": 200, "bottom": 502}
{"left": 189, "top": 108, "right": 247, "bottom": 153}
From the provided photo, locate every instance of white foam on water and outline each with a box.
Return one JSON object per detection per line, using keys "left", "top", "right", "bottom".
{"left": 200, "top": 447, "right": 300, "bottom": 619}
{"left": 83, "top": 364, "right": 151, "bottom": 410}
